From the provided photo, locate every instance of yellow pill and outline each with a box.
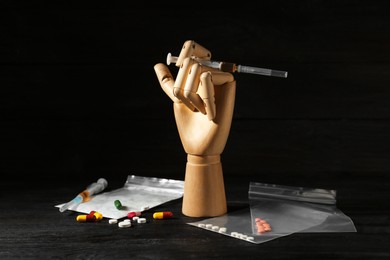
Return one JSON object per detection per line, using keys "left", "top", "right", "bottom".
{"left": 76, "top": 215, "right": 88, "bottom": 222}
{"left": 93, "top": 212, "right": 103, "bottom": 220}
{"left": 153, "top": 211, "right": 173, "bottom": 219}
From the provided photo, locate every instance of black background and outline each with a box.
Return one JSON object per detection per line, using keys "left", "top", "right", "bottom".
{"left": 1, "top": 1, "right": 390, "bottom": 259}
{"left": 2, "top": 1, "right": 390, "bottom": 184}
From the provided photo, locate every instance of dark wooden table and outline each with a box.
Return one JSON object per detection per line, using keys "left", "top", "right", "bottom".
{"left": 1, "top": 169, "right": 389, "bottom": 259}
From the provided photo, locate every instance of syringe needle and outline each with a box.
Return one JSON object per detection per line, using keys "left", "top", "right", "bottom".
{"left": 166, "top": 53, "right": 288, "bottom": 78}
{"left": 59, "top": 194, "right": 84, "bottom": 212}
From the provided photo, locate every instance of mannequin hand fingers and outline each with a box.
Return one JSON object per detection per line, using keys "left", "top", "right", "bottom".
{"left": 199, "top": 72, "right": 216, "bottom": 120}
{"left": 154, "top": 63, "right": 180, "bottom": 103}
{"left": 176, "top": 40, "right": 211, "bottom": 67}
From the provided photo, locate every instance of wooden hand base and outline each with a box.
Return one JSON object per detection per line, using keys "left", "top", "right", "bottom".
{"left": 182, "top": 154, "right": 227, "bottom": 217}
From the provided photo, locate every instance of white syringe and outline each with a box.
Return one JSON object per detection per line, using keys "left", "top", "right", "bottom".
{"left": 59, "top": 178, "right": 108, "bottom": 212}
{"left": 166, "top": 53, "right": 288, "bottom": 78}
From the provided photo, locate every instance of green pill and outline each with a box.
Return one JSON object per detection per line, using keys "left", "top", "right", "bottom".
{"left": 114, "top": 199, "right": 122, "bottom": 209}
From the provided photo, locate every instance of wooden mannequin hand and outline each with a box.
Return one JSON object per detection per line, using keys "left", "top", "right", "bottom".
{"left": 153, "top": 40, "right": 236, "bottom": 217}
{"left": 154, "top": 40, "right": 236, "bottom": 155}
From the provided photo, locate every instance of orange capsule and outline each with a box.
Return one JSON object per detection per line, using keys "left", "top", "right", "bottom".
{"left": 255, "top": 216, "right": 272, "bottom": 234}
{"left": 153, "top": 211, "right": 173, "bottom": 219}
{"left": 263, "top": 226, "right": 272, "bottom": 232}
{"left": 257, "top": 226, "right": 265, "bottom": 234}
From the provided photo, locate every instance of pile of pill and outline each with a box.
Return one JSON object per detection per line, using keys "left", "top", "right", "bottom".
{"left": 76, "top": 210, "right": 103, "bottom": 222}
{"left": 107, "top": 211, "right": 149, "bottom": 228}
{"left": 255, "top": 217, "right": 271, "bottom": 234}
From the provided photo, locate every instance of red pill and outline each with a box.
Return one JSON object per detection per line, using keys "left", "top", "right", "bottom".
{"left": 127, "top": 211, "right": 141, "bottom": 219}
{"left": 153, "top": 211, "right": 173, "bottom": 219}
{"left": 76, "top": 214, "right": 96, "bottom": 222}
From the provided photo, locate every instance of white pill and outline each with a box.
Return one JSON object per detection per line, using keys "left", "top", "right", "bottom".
{"left": 239, "top": 234, "right": 248, "bottom": 239}
{"left": 133, "top": 216, "right": 139, "bottom": 221}
{"left": 211, "top": 225, "right": 219, "bottom": 231}
{"left": 198, "top": 224, "right": 206, "bottom": 228}
{"left": 219, "top": 227, "right": 227, "bottom": 233}
{"left": 118, "top": 221, "right": 131, "bottom": 228}
{"left": 231, "top": 232, "right": 239, "bottom": 237}
{"left": 137, "top": 218, "right": 147, "bottom": 223}
{"left": 205, "top": 224, "right": 213, "bottom": 229}
{"left": 123, "top": 219, "right": 131, "bottom": 224}
{"left": 109, "top": 219, "right": 118, "bottom": 224}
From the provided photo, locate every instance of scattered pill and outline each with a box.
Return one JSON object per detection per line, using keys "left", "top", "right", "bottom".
{"left": 114, "top": 200, "right": 123, "bottom": 210}
{"left": 133, "top": 216, "right": 139, "bottom": 222}
{"left": 87, "top": 215, "right": 97, "bottom": 222}
{"left": 123, "top": 219, "right": 131, "bottom": 224}
{"left": 211, "top": 225, "right": 219, "bottom": 231}
{"left": 86, "top": 211, "right": 97, "bottom": 221}
{"left": 127, "top": 212, "right": 136, "bottom": 218}
{"left": 198, "top": 224, "right": 206, "bottom": 228}
{"left": 118, "top": 221, "right": 131, "bottom": 228}
{"left": 239, "top": 234, "right": 248, "bottom": 239}
{"left": 137, "top": 218, "right": 147, "bottom": 223}
{"left": 76, "top": 211, "right": 103, "bottom": 222}
{"left": 127, "top": 211, "right": 141, "bottom": 219}
{"left": 153, "top": 211, "right": 173, "bottom": 219}
{"left": 76, "top": 215, "right": 88, "bottom": 222}
{"left": 93, "top": 211, "right": 103, "bottom": 220}
{"left": 218, "top": 227, "right": 227, "bottom": 233}
{"left": 109, "top": 219, "right": 118, "bottom": 224}
{"left": 205, "top": 224, "right": 213, "bottom": 229}
{"left": 231, "top": 232, "right": 239, "bottom": 237}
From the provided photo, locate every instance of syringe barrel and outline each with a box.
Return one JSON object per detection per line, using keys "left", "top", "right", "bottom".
{"left": 86, "top": 178, "right": 108, "bottom": 195}
{"left": 237, "top": 65, "right": 288, "bottom": 78}
{"left": 166, "top": 52, "right": 288, "bottom": 78}
{"left": 237, "top": 65, "right": 271, "bottom": 76}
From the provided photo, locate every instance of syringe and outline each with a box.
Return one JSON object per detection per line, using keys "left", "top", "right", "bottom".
{"left": 59, "top": 178, "right": 108, "bottom": 212}
{"left": 166, "top": 53, "right": 288, "bottom": 78}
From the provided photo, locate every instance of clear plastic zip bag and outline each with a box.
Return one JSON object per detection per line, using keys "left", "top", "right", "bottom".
{"left": 56, "top": 175, "right": 184, "bottom": 219}
{"left": 188, "top": 181, "right": 356, "bottom": 244}
{"left": 187, "top": 207, "right": 294, "bottom": 244}
{"left": 249, "top": 182, "right": 357, "bottom": 235}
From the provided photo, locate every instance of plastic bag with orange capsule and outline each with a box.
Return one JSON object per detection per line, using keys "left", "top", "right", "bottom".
{"left": 188, "top": 181, "right": 356, "bottom": 244}
{"left": 248, "top": 182, "right": 357, "bottom": 236}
